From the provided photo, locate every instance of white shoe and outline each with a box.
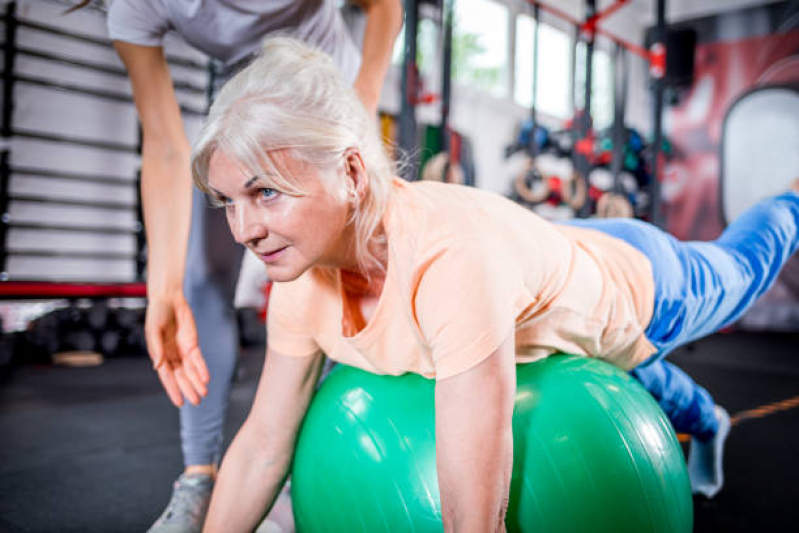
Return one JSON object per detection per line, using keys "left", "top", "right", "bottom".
{"left": 688, "top": 405, "right": 731, "bottom": 498}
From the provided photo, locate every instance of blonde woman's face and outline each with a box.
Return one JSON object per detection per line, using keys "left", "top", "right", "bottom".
{"left": 207, "top": 149, "right": 351, "bottom": 282}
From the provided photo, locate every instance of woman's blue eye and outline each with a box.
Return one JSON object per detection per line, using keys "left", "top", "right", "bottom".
{"left": 260, "top": 188, "right": 277, "bottom": 200}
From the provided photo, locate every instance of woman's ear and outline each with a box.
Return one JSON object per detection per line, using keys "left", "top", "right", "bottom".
{"left": 343, "top": 148, "right": 368, "bottom": 201}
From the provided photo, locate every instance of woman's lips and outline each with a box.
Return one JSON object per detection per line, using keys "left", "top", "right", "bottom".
{"left": 259, "top": 246, "right": 288, "bottom": 263}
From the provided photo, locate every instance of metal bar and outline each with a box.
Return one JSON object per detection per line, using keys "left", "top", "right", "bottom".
{"left": 574, "top": 0, "right": 596, "bottom": 219}
{"left": 16, "top": 19, "right": 207, "bottom": 71}
{"left": 583, "top": 0, "right": 595, "bottom": 128}
{"left": 6, "top": 249, "right": 137, "bottom": 260}
{"left": 649, "top": 0, "right": 666, "bottom": 227}
{"left": 610, "top": 43, "right": 627, "bottom": 194}
{"left": 595, "top": 27, "right": 650, "bottom": 61}
{"left": 0, "top": 152, "right": 10, "bottom": 277}
{"left": 529, "top": 2, "right": 540, "bottom": 157}
{"left": 525, "top": 1, "right": 580, "bottom": 27}
{"left": 18, "top": 46, "right": 128, "bottom": 77}
{"left": 9, "top": 194, "right": 136, "bottom": 211}
{"left": 0, "top": 1, "right": 18, "bottom": 276}
{"left": 583, "top": 0, "right": 630, "bottom": 32}
{"left": 12, "top": 127, "right": 139, "bottom": 153}
{"left": 440, "top": 0, "right": 454, "bottom": 155}
{"left": 5, "top": 221, "right": 138, "bottom": 235}
{"left": 0, "top": 281, "right": 147, "bottom": 299}
{"left": 134, "top": 169, "right": 145, "bottom": 281}
{"left": 12, "top": 74, "right": 206, "bottom": 116}
{"left": 1, "top": 3, "right": 16, "bottom": 139}
{"left": 524, "top": 1, "right": 650, "bottom": 62}
{"left": 570, "top": 23, "right": 578, "bottom": 116}
{"left": 15, "top": 72, "right": 132, "bottom": 103}
{"left": 16, "top": 47, "right": 208, "bottom": 95}
{"left": 18, "top": 18, "right": 110, "bottom": 48}
{"left": 398, "top": 0, "right": 419, "bottom": 180}
{"left": 11, "top": 166, "right": 135, "bottom": 187}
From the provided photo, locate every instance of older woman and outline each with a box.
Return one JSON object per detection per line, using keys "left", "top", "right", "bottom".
{"left": 189, "top": 37, "right": 799, "bottom": 533}
{"left": 101, "top": 1, "right": 402, "bottom": 530}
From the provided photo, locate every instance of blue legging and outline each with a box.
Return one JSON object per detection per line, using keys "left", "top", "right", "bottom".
{"left": 562, "top": 191, "right": 799, "bottom": 441}
{"left": 181, "top": 188, "right": 243, "bottom": 466}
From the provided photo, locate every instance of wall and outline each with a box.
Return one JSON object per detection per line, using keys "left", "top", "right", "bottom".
{"left": 1, "top": 0, "right": 207, "bottom": 282}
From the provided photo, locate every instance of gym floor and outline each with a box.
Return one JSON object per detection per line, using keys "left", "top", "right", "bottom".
{"left": 0, "top": 329, "right": 797, "bottom": 532}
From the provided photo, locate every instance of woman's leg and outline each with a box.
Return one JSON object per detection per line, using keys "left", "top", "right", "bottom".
{"left": 149, "top": 190, "right": 244, "bottom": 533}
{"left": 559, "top": 217, "right": 721, "bottom": 441}
{"left": 672, "top": 191, "right": 799, "bottom": 342}
{"left": 629, "top": 360, "right": 717, "bottom": 440}
{"left": 567, "top": 191, "right": 799, "bottom": 423}
{"left": 181, "top": 188, "right": 244, "bottom": 469}
{"left": 565, "top": 192, "right": 799, "bottom": 495}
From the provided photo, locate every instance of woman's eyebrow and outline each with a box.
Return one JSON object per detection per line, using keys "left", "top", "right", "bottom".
{"left": 243, "top": 176, "right": 261, "bottom": 189}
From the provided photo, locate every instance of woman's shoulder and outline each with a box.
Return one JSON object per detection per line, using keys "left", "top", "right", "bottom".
{"left": 385, "top": 182, "right": 521, "bottom": 286}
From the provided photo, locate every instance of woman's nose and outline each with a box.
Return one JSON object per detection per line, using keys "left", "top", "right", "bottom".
{"left": 232, "top": 204, "right": 268, "bottom": 245}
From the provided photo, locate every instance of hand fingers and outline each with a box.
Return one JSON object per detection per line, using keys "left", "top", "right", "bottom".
{"left": 145, "top": 325, "right": 166, "bottom": 370}
{"left": 146, "top": 320, "right": 182, "bottom": 371}
{"left": 157, "top": 365, "right": 185, "bottom": 407}
{"left": 176, "top": 305, "right": 209, "bottom": 386}
{"left": 173, "top": 365, "right": 201, "bottom": 406}
{"left": 186, "top": 345, "right": 210, "bottom": 385}
{"left": 183, "top": 347, "right": 208, "bottom": 398}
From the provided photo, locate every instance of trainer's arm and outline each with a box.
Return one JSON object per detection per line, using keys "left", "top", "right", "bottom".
{"left": 350, "top": 0, "right": 403, "bottom": 114}
{"left": 203, "top": 347, "right": 324, "bottom": 532}
{"left": 435, "top": 334, "right": 516, "bottom": 533}
{"left": 113, "top": 41, "right": 208, "bottom": 406}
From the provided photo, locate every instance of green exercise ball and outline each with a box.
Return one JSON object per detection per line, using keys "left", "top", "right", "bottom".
{"left": 291, "top": 355, "right": 692, "bottom": 533}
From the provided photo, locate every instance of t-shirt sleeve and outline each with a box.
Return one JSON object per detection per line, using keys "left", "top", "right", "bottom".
{"left": 266, "top": 281, "right": 321, "bottom": 358}
{"left": 107, "top": 0, "right": 170, "bottom": 47}
{"left": 413, "top": 243, "right": 527, "bottom": 380}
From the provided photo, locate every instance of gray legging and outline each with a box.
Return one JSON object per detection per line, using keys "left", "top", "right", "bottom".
{"left": 181, "top": 188, "right": 244, "bottom": 466}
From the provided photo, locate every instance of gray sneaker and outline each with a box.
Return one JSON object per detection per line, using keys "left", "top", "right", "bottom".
{"left": 147, "top": 474, "right": 214, "bottom": 533}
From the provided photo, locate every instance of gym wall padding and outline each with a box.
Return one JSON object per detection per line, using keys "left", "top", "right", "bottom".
{"left": 2, "top": 0, "right": 208, "bottom": 282}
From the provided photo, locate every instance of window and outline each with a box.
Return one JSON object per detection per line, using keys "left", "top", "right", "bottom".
{"left": 453, "top": 0, "right": 510, "bottom": 97}
{"left": 514, "top": 15, "right": 572, "bottom": 119}
{"left": 391, "top": 18, "right": 439, "bottom": 76}
{"left": 574, "top": 43, "right": 615, "bottom": 130}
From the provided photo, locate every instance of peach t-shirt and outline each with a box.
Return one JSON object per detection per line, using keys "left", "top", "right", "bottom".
{"left": 267, "top": 178, "right": 657, "bottom": 379}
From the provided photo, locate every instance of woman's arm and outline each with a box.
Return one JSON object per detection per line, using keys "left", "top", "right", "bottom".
{"left": 349, "top": 0, "right": 404, "bottom": 114}
{"left": 203, "top": 347, "right": 325, "bottom": 532}
{"left": 113, "top": 41, "right": 208, "bottom": 406}
{"left": 435, "top": 333, "right": 517, "bottom": 533}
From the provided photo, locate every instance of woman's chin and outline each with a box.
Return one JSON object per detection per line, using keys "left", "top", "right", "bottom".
{"left": 264, "top": 263, "right": 307, "bottom": 283}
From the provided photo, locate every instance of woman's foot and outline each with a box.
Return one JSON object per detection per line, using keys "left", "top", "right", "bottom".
{"left": 687, "top": 405, "right": 731, "bottom": 498}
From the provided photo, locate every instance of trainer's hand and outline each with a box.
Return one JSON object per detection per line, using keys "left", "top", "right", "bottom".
{"left": 145, "top": 292, "right": 209, "bottom": 407}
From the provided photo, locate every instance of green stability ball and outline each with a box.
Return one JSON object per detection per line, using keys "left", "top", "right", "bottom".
{"left": 291, "top": 355, "right": 692, "bottom": 533}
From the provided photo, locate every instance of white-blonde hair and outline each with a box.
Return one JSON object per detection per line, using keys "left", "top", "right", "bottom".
{"left": 191, "top": 36, "right": 395, "bottom": 274}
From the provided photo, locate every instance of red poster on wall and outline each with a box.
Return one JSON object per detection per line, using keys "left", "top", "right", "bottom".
{"left": 661, "top": 5, "right": 799, "bottom": 330}
{"left": 663, "top": 30, "right": 799, "bottom": 240}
